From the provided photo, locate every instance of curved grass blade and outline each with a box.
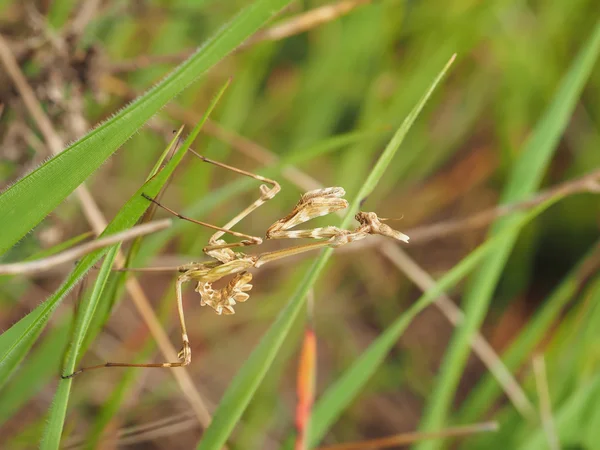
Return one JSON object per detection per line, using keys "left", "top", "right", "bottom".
{"left": 416, "top": 23, "right": 600, "bottom": 447}
{"left": 0, "top": 0, "right": 293, "bottom": 256}
{"left": 196, "top": 54, "right": 457, "bottom": 450}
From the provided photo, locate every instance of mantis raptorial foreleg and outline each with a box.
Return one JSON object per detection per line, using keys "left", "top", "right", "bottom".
{"left": 266, "top": 187, "right": 349, "bottom": 240}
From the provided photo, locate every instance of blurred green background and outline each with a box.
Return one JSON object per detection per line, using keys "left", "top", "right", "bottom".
{"left": 1, "top": 0, "right": 599, "bottom": 448}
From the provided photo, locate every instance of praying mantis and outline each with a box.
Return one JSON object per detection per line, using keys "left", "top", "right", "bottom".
{"left": 64, "top": 150, "right": 409, "bottom": 377}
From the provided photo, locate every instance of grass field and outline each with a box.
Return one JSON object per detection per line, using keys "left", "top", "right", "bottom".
{"left": 0, "top": 1, "right": 599, "bottom": 449}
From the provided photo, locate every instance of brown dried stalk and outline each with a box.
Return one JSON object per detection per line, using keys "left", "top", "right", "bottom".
{"left": 0, "top": 219, "right": 171, "bottom": 276}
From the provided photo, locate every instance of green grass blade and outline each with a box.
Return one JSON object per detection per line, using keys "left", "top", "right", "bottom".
{"left": 0, "top": 318, "right": 71, "bottom": 427}
{"left": 293, "top": 196, "right": 560, "bottom": 448}
{"left": 39, "top": 245, "right": 120, "bottom": 450}
{"left": 416, "top": 22, "right": 600, "bottom": 447}
{"left": 0, "top": 0, "right": 292, "bottom": 256}
{"left": 343, "top": 53, "right": 456, "bottom": 220}
{"left": 458, "top": 240, "right": 600, "bottom": 423}
{"left": 195, "top": 54, "right": 456, "bottom": 450}
{"left": 0, "top": 137, "right": 190, "bottom": 389}
{"left": 518, "top": 375, "right": 600, "bottom": 450}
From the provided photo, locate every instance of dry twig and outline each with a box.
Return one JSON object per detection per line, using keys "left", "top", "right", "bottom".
{"left": 406, "top": 168, "right": 600, "bottom": 243}
{"left": 0, "top": 219, "right": 171, "bottom": 276}
{"left": 316, "top": 421, "right": 499, "bottom": 450}
{"left": 533, "top": 354, "right": 560, "bottom": 450}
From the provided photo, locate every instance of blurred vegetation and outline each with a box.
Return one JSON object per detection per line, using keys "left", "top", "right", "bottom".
{"left": 0, "top": 0, "right": 599, "bottom": 449}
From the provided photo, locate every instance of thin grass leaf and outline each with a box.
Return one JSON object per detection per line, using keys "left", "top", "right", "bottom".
{"left": 0, "top": 137, "right": 190, "bottom": 389}
{"left": 0, "top": 0, "right": 293, "bottom": 255}
{"left": 458, "top": 240, "right": 600, "bottom": 423}
{"left": 416, "top": 23, "right": 600, "bottom": 447}
{"left": 298, "top": 197, "right": 562, "bottom": 448}
{"left": 39, "top": 245, "right": 120, "bottom": 449}
{"left": 518, "top": 375, "right": 600, "bottom": 450}
{"left": 196, "top": 54, "right": 456, "bottom": 450}
{"left": 0, "top": 318, "right": 71, "bottom": 427}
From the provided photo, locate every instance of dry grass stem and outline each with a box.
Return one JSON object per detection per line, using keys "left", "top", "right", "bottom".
{"left": 533, "top": 354, "right": 560, "bottom": 450}
{"left": 0, "top": 219, "right": 172, "bottom": 275}
{"left": 406, "top": 168, "right": 600, "bottom": 243}
{"left": 243, "top": 0, "right": 372, "bottom": 46}
{"left": 378, "top": 244, "right": 537, "bottom": 419}
{"left": 316, "top": 421, "right": 499, "bottom": 450}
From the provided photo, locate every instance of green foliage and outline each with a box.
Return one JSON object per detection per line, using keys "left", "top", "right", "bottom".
{"left": 416, "top": 23, "right": 600, "bottom": 450}
{"left": 1, "top": 1, "right": 600, "bottom": 448}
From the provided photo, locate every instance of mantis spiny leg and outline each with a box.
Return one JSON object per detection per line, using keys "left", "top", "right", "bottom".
{"left": 266, "top": 187, "right": 349, "bottom": 240}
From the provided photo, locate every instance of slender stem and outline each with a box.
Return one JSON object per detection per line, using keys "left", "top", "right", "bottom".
{"left": 317, "top": 422, "right": 499, "bottom": 450}
{"left": 406, "top": 168, "right": 600, "bottom": 243}
{"left": 0, "top": 219, "right": 172, "bottom": 276}
{"left": 533, "top": 354, "right": 560, "bottom": 450}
